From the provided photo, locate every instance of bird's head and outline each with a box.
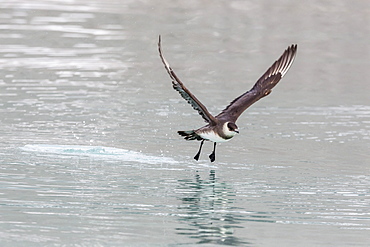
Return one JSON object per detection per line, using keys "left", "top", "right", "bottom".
{"left": 224, "top": 122, "right": 239, "bottom": 137}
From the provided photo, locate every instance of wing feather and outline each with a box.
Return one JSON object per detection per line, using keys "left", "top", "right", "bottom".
{"left": 216, "top": 44, "right": 297, "bottom": 122}
{"left": 158, "top": 36, "right": 217, "bottom": 125}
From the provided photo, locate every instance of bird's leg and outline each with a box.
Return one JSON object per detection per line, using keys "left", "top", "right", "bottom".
{"left": 209, "top": 142, "right": 217, "bottom": 162}
{"left": 194, "top": 140, "right": 204, "bottom": 161}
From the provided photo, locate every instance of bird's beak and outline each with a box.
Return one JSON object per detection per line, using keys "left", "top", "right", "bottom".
{"left": 235, "top": 129, "right": 239, "bottom": 134}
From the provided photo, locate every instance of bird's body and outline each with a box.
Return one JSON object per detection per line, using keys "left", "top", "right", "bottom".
{"left": 179, "top": 121, "right": 237, "bottom": 143}
{"left": 197, "top": 126, "right": 235, "bottom": 143}
{"left": 158, "top": 36, "right": 297, "bottom": 162}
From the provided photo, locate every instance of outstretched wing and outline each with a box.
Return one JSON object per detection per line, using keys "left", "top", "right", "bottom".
{"left": 158, "top": 35, "right": 217, "bottom": 125}
{"left": 216, "top": 44, "right": 297, "bottom": 122}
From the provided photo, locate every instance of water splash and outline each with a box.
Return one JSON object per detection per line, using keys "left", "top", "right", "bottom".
{"left": 20, "top": 144, "right": 178, "bottom": 165}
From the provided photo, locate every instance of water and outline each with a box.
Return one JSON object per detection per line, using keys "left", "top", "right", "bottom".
{"left": 0, "top": 0, "right": 369, "bottom": 246}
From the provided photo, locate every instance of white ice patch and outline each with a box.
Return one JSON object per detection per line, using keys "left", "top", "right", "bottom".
{"left": 20, "top": 144, "right": 178, "bottom": 165}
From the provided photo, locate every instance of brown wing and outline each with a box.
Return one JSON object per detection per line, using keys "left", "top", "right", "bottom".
{"left": 216, "top": 44, "right": 298, "bottom": 122}
{"left": 158, "top": 35, "right": 217, "bottom": 125}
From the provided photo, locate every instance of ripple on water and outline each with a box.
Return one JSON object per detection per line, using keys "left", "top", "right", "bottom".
{"left": 251, "top": 105, "right": 370, "bottom": 143}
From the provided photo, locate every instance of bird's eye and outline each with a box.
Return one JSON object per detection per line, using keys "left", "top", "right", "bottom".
{"left": 227, "top": 122, "right": 237, "bottom": 131}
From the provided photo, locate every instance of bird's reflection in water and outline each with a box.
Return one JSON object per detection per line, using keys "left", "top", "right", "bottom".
{"left": 175, "top": 170, "right": 252, "bottom": 246}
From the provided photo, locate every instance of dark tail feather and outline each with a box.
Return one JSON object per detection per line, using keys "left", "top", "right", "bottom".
{"left": 178, "top": 130, "right": 203, "bottom": 141}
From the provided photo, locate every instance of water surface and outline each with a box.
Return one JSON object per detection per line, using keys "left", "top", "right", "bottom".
{"left": 0, "top": 0, "right": 369, "bottom": 246}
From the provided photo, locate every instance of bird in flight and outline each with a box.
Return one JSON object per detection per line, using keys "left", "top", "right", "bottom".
{"left": 158, "top": 35, "right": 297, "bottom": 162}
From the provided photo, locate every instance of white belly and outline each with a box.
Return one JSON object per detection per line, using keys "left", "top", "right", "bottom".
{"left": 199, "top": 131, "right": 232, "bottom": 143}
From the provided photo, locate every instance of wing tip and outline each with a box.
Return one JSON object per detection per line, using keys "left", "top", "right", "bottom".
{"left": 279, "top": 43, "right": 298, "bottom": 77}
{"left": 288, "top": 44, "right": 298, "bottom": 56}
{"left": 158, "top": 35, "right": 162, "bottom": 52}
